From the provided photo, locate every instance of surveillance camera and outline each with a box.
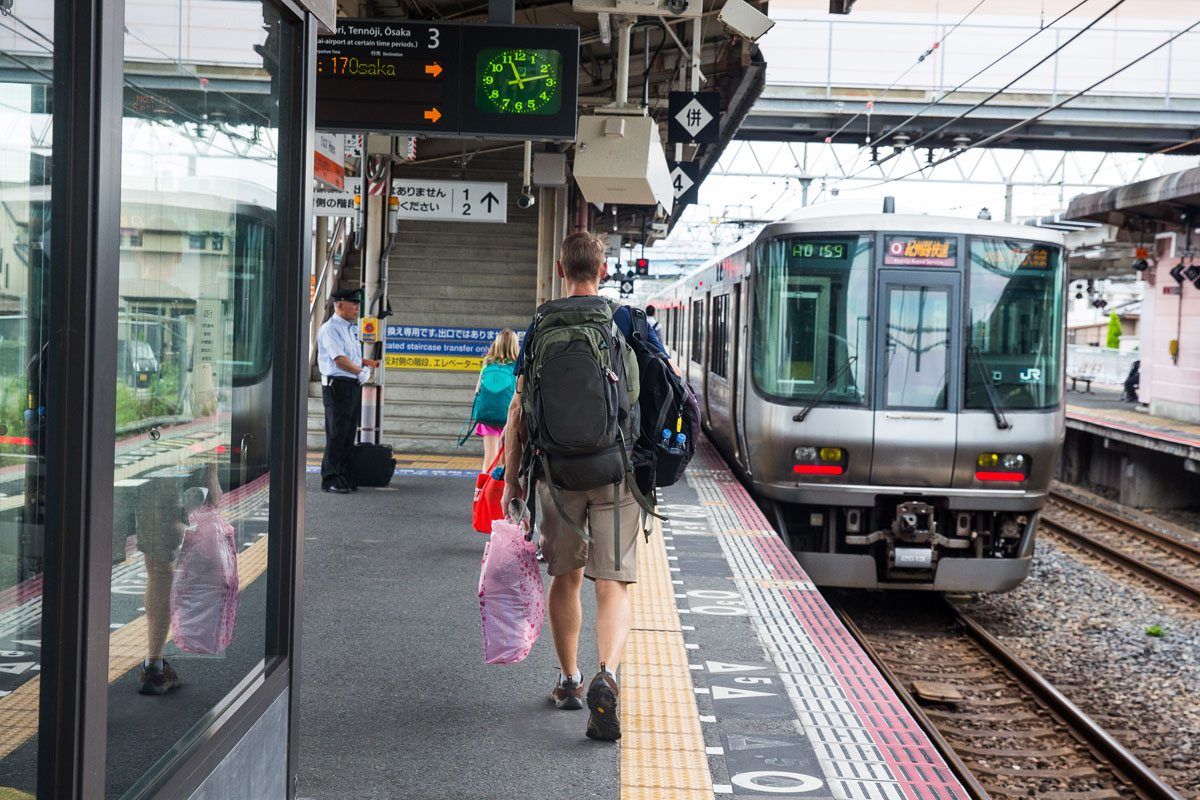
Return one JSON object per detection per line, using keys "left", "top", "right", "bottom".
{"left": 517, "top": 191, "right": 536, "bottom": 210}
{"left": 1132, "top": 258, "right": 1149, "bottom": 272}
{"left": 665, "top": 0, "right": 689, "bottom": 13}
{"left": 717, "top": 0, "right": 775, "bottom": 42}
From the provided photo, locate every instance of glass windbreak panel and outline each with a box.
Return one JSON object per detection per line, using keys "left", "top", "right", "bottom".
{"left": 0, "top": 4, "right": 53, "bottom": 793}
{"left": 754, "top": 236, "right": 870, "bottom": 403}
{"left": 967, "top": 239, "right": 1063, "bottom": 409}
{"left": 884, "top": 286, "right": 951, "bottom": 409}
{"left": 105, "top": 2, "right": 284, "bottom": 797}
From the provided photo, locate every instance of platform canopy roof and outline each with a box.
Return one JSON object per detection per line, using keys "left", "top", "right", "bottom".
{"left": 1066, "top": 166, "right": 1200, "bottom": 227}
{"left": 335, "top": 0, "right": 767, "bottom": 242}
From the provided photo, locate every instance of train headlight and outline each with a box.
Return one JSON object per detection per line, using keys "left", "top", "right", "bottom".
{"left": 794, "top": 445, "right": 845, "bottom": 475}
{"left": 975, "top": 452, "right": 1028, "bottom": 482}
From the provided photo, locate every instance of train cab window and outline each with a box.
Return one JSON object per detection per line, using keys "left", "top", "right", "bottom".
{"left": 754, "top": 236, "right": 871, "bottom": 404}
{"left": 966, "top": 239, "right": 1064, "bottom": 409}
{"left": 690, "top": 299, "right": 704, "bottom": 364}
{"left": 883, "top": 286, "right": 951, "bottom": 409}
{"left": 710, "top": 294, "right": 730, "bottom": 378}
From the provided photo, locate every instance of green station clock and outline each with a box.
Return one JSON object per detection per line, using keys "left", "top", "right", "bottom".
{"left": 476, "top": 47, "right": 562, "bottom": 116}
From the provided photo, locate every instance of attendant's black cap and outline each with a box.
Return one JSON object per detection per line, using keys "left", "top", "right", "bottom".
{"left": 331, "top": 287, "right": 361, "bottom": 302}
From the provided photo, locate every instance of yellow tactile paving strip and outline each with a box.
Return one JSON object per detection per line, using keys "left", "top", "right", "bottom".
{"left": 0, "top": 520, "right": 271, "bottom": 760}
{"left": 621, "top": 522, "right": 714, "bottom": 800}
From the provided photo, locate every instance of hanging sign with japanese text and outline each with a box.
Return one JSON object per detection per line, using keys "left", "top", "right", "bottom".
{"left": 384, "top": 324, "right": 525, "bottom": 371}
{"left": 314, "top": 176, "right": 361, "bottom": 217}
{"left": 391, "top": 178, "right": 507, "bottom": 223}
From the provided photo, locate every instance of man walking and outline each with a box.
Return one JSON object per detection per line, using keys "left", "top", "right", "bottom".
{"left": 502, "top": 232, "right": 668, "bottom": 741}
{"left": 317, "top": 287, "right": 379, "bottom": 494}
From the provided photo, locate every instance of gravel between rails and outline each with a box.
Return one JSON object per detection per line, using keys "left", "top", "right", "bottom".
{"left": 961, "top": 540, "right": 1200, "bottom": 798}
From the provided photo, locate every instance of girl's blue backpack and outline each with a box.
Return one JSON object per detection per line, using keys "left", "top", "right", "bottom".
{"left": 461, "top": 362, "right": 516, "bottom": 444}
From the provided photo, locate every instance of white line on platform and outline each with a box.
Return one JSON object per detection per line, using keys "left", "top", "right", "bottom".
{"left": 681, "top": 625, "right": 695, "bottom": 630}
{"left": 690, "top": 664, "right": 703, "bottom": 670}
{"left": 672, "top": 580, "right": 684, "bottom": 585}
{"left": 713, "top": 784, "right": 733, "bottom": 794}
{"left": 698, "top": 715, "right": 716, "bottom": 723}
{"left": 693, "top": 687, "right": 711, "bottom": 694}
{"left": 685, "top": 643, "right": 700, "bottom": 650}
{"left": 706, "top": 746, "right": 725, "bottom": 755}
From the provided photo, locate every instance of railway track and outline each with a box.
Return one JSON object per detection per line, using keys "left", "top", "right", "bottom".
{"left": 1042, "top": 491, "right": 1200, "bottom": 608}
{"left": 832, "top": 593, "right": 1185, "bottom": 800}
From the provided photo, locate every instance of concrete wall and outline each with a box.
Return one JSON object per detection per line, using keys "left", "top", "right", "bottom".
{"left": 1139, "top": 243, "right": 1200, "bottom": 424}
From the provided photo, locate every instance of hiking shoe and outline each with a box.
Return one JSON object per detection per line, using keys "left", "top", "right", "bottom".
{"left": 551, "top": 676, "right": 584, "bottom": 710}
{"left": 138, "top": 661, "right": 181, "bottom": 696}
{"left": 585, "top": 670, "right": 621, "bottom": 741}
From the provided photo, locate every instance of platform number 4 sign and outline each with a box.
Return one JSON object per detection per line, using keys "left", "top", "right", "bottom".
{"left": 670, "top": 162, "right": 700, "bottom": 207}
{"left": 668, "top": 91, "right": 720, "bottom": 144}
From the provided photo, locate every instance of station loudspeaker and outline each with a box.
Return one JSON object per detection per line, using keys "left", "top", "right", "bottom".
{"left": 718, "top": 0, "right": 776, "bottom": 42}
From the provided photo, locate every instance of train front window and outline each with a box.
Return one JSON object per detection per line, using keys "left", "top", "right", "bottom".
{"left": 966, "top": 239, "right": 1063, "bottom": 410}
{"left": 883, "top": 286, "right": 951, "bottom": 409}
{"left": 754, "top": 236, "right": 870, "bottom": 403}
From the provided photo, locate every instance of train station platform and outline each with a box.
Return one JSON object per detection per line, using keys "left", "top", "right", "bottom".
{"left": 298, "top": 442, "right": 968, "bottom": 800}
{"left": 1066, "top": 393, "right": 1200, "bottom": 460}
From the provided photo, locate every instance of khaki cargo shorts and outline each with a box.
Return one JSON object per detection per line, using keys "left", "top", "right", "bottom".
{"left": 537, "top": 482, "right": 640, "bottom": 583}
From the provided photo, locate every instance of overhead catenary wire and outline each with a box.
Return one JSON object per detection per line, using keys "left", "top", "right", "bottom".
{"left": 855, "top": 0, "right": 1128, "bottom": 179}
{"left": 866, "top": 0, "right": 1096, "bottom": 152}
{"left": 844, "top": 18, "right": 1200, "bottom": 193}
{"left": 822, "top": 0, "right": 992, "bottom": 145}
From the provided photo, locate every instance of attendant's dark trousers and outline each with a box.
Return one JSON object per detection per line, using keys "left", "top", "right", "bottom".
{"left": 321, "top": 377, "right": 362, "bottom": 489}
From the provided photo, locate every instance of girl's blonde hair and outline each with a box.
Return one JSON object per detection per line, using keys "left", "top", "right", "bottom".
{"left": 484, "top": 329, "right": 519, "bottom": 364}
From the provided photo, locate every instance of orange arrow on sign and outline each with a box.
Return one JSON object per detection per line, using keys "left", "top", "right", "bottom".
{"left": 424, "top": 63, "right": 443, "bottom": 78}
{"left": 423, "top": 108, "right": 442, "bottom": 123}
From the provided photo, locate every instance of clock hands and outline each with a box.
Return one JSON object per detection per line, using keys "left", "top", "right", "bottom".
{"left": 508, "top": 59, "right": 525, "bottom": 89}
{"left": 507, "top": 72, "right": 549, "bottom": 87}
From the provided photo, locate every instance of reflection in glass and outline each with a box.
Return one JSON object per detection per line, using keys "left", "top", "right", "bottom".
{"left": 0, "top": 2, "right": 53, "bottom": 794}
{"left": 754, "top": 237, "right": 870, "bottom": 403}
{"left": 966, "top": 239, "right": 1064, "bottom": 409}
{"left": 884, "top": 287, "right": 951, "bottom": 409}
{"left": 106, "top": 2, "right": 283, "bottom": 796}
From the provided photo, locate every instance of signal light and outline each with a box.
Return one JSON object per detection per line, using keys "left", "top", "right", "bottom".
{"left": 635, "top": 258, "right": 649, "bottom": 276}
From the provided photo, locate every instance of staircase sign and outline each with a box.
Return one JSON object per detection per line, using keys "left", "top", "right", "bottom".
{"left": 390, "top": 178, "right": 507, "bottom": 223}
{"left": 669, "top": 161, "right": 700, "bottom": 207}
{"left": 668, "top": 91, "right": 720, "bottom": 144}
{"left": 384, "top": 324, "right": 525, "bottom": 371}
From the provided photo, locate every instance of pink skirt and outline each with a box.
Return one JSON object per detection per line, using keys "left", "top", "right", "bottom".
{"left": 475, "top": 423, "right": 504, "bottom": 437}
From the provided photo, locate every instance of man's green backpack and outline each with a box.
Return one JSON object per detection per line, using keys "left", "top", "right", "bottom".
{"left": 520, "top": 296, "right": 660, "bottom": 569}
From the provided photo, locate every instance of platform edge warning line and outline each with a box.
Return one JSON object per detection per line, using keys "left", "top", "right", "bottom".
{"left": 622, "top": 517, "right": 714, "bottom": 800}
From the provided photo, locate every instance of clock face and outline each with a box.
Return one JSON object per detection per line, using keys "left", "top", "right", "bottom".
{"left": 476, "top": 48, "right": 563, "bottom": 116}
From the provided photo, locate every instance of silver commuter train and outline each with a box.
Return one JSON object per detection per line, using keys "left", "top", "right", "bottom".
{"left": 651, "top": 211, "right": 1066, "bottom": 591}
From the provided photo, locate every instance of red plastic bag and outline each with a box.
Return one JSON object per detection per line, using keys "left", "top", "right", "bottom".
{"left": 472, "top": 447, "right": 505, "bottom": 533}
{"left": 478, "top": 507, "right": 544, "bottom": 664}
{"left": 170, "top": 506, "right": 238, "bottom": 655}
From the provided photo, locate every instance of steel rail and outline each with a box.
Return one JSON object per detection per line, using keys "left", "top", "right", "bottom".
{"left": 833, "top": 596, "right": 1186, "bottom": 800}
{"left": 830, "top": 604, "right": 992, "bottom": 800}
{"left": 1047, "top": 491, "right": 1200, "bottom": 565}
{"left": 949, "top": 603, "right": 1186, "bottom": 800}
{"left": 1039, "top": 517, "right": 1200, "bottom": 607}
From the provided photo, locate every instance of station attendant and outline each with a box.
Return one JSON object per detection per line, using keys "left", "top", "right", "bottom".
{"left": 317, "top": 287, "right": 379, "bottom": 494}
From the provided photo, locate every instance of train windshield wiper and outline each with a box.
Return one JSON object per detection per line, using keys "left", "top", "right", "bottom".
{"left": 794, "top": 356, "right": 856, "bottom": 422}
{"left": 968, "top": 345, "right": 1011, "bottom": 430}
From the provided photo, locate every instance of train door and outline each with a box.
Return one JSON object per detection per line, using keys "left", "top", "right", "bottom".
{"left": 730, "top": 281, "right": 744, "bottom": 464}
{"left": 870, "top": 271, "right": 961, "bottom": 486}
{"left": 702, "top": 291, "right": 712, "bottom": 425}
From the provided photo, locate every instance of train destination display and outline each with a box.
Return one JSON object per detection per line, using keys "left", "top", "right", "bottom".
{"left": 316, "top": 19, "right": 578, "bottom": 141}
{"left": 883, "top": 235, "right": 958, "bottom": 267}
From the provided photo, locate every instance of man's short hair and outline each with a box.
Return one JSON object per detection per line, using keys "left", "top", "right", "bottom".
{"left": 561, "top": 232, "right": 605, "bottom": 282}
{"left": 646, "top": 305, "right": 656, "bottom": 316}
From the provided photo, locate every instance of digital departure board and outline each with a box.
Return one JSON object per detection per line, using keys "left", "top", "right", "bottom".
{"left": 884, "top": 235, "right": 958, "bottom": 267}
{"left": 316, "top": 19, "right": 578, "bottom": 141}
{"left": 790, "top": 241, "right": 848, "bottom": 260}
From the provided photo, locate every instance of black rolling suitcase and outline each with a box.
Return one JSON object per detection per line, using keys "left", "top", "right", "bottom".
{"left": 347, "top": 443, "right": 396, "bottom": 488}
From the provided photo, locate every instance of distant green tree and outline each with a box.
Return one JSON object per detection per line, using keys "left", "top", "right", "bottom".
{"left": 1105, "top": 312, "right": 1122, "bottom": 349}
